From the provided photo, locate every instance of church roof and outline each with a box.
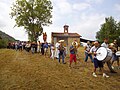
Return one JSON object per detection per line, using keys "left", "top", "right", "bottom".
{"left": 52, "top": 32, "right": 81, "bottom": 38}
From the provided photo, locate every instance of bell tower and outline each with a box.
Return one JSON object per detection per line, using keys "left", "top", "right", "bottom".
{"left": 64, "top": 25, "right": 69, "bottom": 33}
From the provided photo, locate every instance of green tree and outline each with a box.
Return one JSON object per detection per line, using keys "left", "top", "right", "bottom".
{"left": 96, "top": 16, "right": 119, "bottom": 43}
{"left": 10, "top": 0, "right": 53, "bottom": 42}
{"left": 116, "top": 22, "right": 120, "bottom": 46}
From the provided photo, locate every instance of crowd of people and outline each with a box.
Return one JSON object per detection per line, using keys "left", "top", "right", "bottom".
{"left": 7, "top": 38, "right": 120, "bottom": 78}
{"left": 7, "top": 41, "right": 51, "bottom": 55}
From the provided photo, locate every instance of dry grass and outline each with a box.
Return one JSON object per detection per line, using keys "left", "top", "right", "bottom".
{"left": 0, "top": 47, "right": 120, "bottom": 90}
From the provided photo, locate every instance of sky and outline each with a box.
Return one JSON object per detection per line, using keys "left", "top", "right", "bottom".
{"left": 0, "top": 0, "right": 120, "bottom": 42}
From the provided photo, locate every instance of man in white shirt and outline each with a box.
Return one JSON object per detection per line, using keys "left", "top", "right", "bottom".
{"left": 90, "top": 41, "right": 109, "bottom": 77}
{"left": 84, "top": 41, "right": 93, "bottom": 62}
{"left": 101, "top": 38, "right": 117, "bottom": 73}
{"left": 101, "top": 38, "right": 109, "bottom": 48}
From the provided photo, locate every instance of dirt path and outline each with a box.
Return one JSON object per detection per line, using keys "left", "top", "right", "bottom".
{"left": 0, "top": 49, "right": 120, "bottom": 90}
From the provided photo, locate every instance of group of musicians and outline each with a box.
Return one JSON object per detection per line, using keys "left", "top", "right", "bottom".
{"left": 7, "top": 38, "right": 119, "bottom": 78}
{"left": 84, "top": 38, "right": 119, "bottom": 77}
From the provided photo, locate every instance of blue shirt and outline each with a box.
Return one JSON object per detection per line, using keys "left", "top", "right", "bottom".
{"left": 70, "top": 46, "right": 76, "bottom": 54}
{"left": 43, "top": 43, "right": 48, "bottom": 48}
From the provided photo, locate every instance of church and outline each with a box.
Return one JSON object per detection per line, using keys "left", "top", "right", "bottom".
{"left": 51, "top": 25, "right": 81, "bottom": 53}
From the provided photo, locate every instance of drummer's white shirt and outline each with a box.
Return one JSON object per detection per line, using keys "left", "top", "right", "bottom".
{"left": 90, "top": 46, "right": 99, "bottom": 58}
{"left": 101, "top": 42, "right": 108, "bottom": 48}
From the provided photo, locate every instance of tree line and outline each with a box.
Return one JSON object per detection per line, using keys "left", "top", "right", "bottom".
{"left": 96, "top": 16, "right": 120, "bottom": 46}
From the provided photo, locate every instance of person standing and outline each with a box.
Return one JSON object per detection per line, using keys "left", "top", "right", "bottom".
{"left": 101, "top": 38, "right": 117, "bottom": 73}
{"left": 84, "top": 41, "right": 93, "bottom": 62}
{"left": 15, "top": 41, "right": 18, "bottom": 51}
{"left": 43, "top": 42, "right": 49, "bottom": 57}
{"left": 22, "top": 41, "right": 24, "bottom": 51}
{"left": 55, "top": 42, "right": 60, "bottom": 59}
{"left": 25, "top": 41, "right": 31, "bottom": 52}
{"left": 19, "top": 41, "right": 22, "bottom": 51}
{"left": 41, "top": 43, "right": 44, "bottom": 55}
{"left": 43, "top": 32, "right": 47, "bottom": 42}
{"left": 37, "top": 41, "right": 41, "bottom": 53}
{"left": 31, "top": 41, "right": 36, "bottom": 54}
{"left": 50, "top": 44, "right": 55, "bottom": 60}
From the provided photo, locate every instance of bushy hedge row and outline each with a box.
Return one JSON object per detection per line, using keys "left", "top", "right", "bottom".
{"left": 0, "top": 39, "right": 8, "bottom": 48}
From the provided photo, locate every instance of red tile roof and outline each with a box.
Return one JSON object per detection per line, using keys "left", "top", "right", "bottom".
{"left": 52, "top": 32, "right": 81, "bottom": 38}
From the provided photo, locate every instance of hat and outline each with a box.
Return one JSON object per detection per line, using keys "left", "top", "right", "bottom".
{"left": 72, "top": 41, "right": 78, "bottom": 46}
{"left": 58, "top": 40, "right": 64, "bottom": 43}
{"left": 87, "top": 41, "right": 90, "bottom": 44}
{"left": 109, "top": 43, "right": 114, "bottom": 46}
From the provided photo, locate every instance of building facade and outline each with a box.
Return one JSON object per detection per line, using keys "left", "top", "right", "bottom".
{"left": 51, "top": 25, "right": 81, "bottom": 54}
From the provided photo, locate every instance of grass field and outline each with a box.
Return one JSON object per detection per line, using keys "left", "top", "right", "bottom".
{"left": 0, "top": 47, "right": 120, "bottom": 90}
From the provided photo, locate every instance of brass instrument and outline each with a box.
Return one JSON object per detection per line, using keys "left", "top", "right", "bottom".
{"left": 72, "top": 41, "right": 78, "bottom": 54}
{"left": 72, "top": 41, "right": 78, "bottom": 49}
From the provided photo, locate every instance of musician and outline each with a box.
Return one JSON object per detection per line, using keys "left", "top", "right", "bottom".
{"left": 84, "top": 41, "right": 93, "bottom": 63}
{"left": 58, "top": 41, "right": 65, "bottom": 64}
{"left": 109, "top": 43, "right": 120, "bottom": 69}
{"left": 101, "top": 38, "right": 117, "bottom": 73}
{"left": 101, "top": 38, "right": 109, "bottom": 48}
{"left": 69, "top": 41, "right": 77, "bottom": 68}
{"left": 113, "top": 40, "right": 119, "bottom": 51}
{"left": 90, "top": 41, "right": 109, "bottom": 77}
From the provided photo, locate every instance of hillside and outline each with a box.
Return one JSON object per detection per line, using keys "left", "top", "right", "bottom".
{"left": 0, "top": 30, "right": 16, "bottom": 41}
{"left": 0, "top": 48, "right": 120, "bottom": 90}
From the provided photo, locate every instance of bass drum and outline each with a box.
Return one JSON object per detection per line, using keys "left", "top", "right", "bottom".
{"left": 96, "top": 47, "right": 112, "bottom": 62}
{"left": 116, "top": 51, "right": 120, "bottom": 57}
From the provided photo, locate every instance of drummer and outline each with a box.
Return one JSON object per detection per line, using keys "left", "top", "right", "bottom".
{"left": 101, "top": 38, "right": 117, "bottom": 73}
{"left": 109, "top": 43, "right": 120, "bottom": 69}
{"left": 90, "top": 41, "right": 109, "bottom": 78}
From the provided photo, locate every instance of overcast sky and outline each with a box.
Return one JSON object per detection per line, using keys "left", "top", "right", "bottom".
{"left": 0, "top": 0, "right": 120, "bottom": 42}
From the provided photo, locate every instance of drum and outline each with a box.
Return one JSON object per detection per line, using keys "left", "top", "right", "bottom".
{"left": 116, "top": 51, "right": 120, "bottom": 57}
{"left": 96, "top": 47, "right": 112, "bottom": 62}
